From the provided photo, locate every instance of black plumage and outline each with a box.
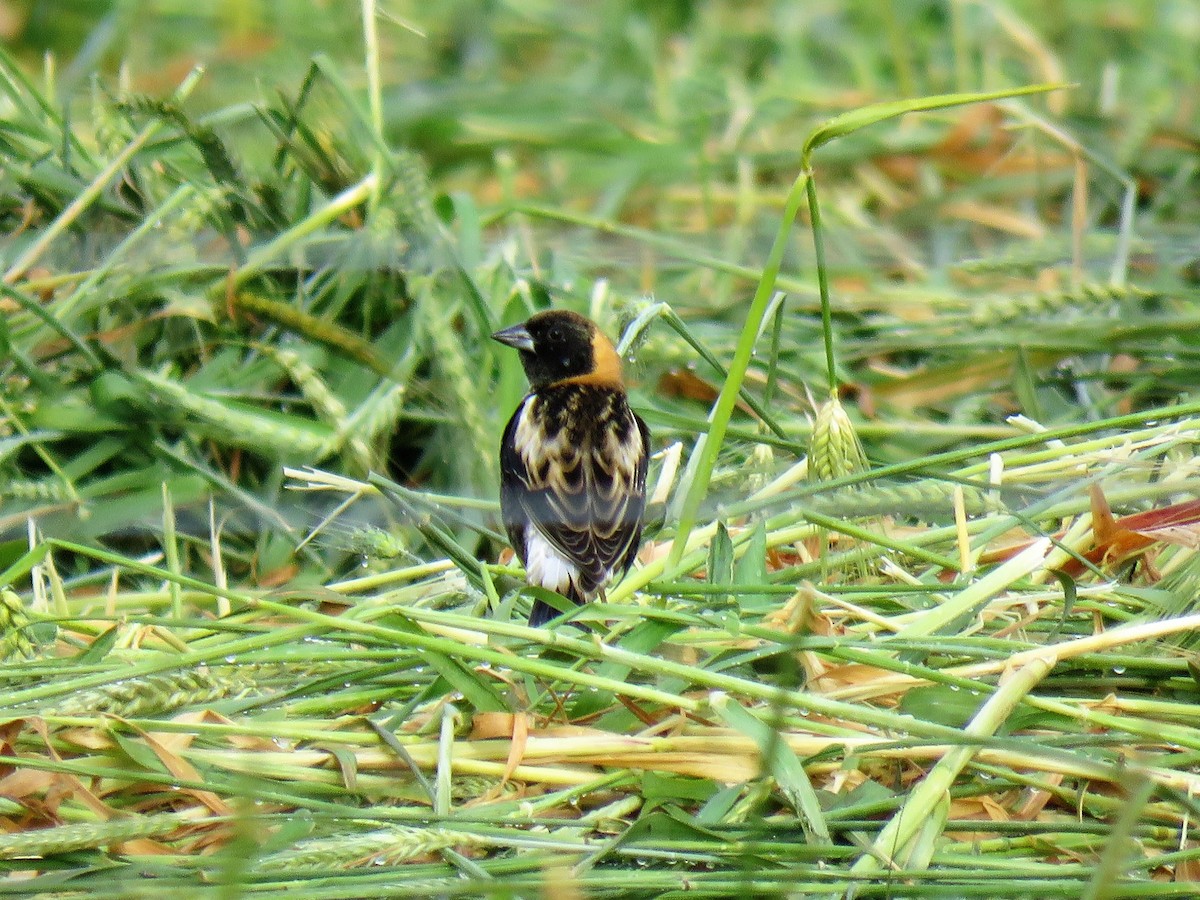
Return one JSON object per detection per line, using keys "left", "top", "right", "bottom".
{"left": 493, "top": 311, "right": 649, "bottom": 626}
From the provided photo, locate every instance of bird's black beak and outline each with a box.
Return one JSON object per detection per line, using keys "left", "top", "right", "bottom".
{"left": 491, "top": 323, "right": 535, "bottom": 352}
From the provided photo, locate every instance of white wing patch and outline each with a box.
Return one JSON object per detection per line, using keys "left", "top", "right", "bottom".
{"left": 513, "top": 398, "right": 571, "bottom": 485}
{"left": 524, "top": 526, "right": 583, "bottom": 595}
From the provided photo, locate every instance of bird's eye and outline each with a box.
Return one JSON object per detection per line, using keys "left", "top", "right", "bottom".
{"left": 547, "top": 326, "right": 564, "bottom": 342}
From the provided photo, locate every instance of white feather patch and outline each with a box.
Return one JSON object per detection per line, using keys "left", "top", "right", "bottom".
{"left": 525, "top": 526, "right": 581, "bottom": 595}
{"left": 514, "top": 398, "right": 571, "bottom": 481}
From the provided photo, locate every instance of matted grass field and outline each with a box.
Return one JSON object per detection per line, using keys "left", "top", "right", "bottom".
{"left": 2, "top": 2, "right": 1200, "bottom": 896}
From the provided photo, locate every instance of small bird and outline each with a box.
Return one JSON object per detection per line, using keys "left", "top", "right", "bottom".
{"left": 492, "top": 310, "right": 650, "bottom": 626}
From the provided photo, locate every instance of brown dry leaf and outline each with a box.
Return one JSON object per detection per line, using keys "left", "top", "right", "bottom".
{"left": 1108, "top": 355, "right": 1142, "bottom": 415}
{"left": 763, "top": 591, "right": 896, "bottom": 694}
{"left": 1176, "top": 846, "right": 1200, "bottom": 883}
{"left": 763, "top": 545, "right": 812, "bottom": 569}
{"left": 57, "top": 728, "right": 115, "bottom": 751}
{"left": 949, "top": 794, "right": 1012, "bottom": 822}
{"left": 118, "top": 719, "right": 232, "bottom": 816}
{"left": 24, "top": 267, "right": 56, "bottom": 302}
{"left": 190, "top": 710, "right": 279, "bottom": 752}
{"left": 149, "top": 712, "right": 211, "bottom": 755}
{"left": 657, "top": 368, "right": 719, "bottom": 404}
{"left": 1090, "top": 487, "right": 1200, "bottom": 550}
{"left": 179, "top": 821, "right": 241, "bottom": 856}
{"left": 540, "top": 860, "right": 587, "bottom": 900}
{"left": 763, "top": 587, "right": 835, "bottom": 634}
{"left": 259, "top": 563, "right": 300, "bottom": 588}
{"left": 938, "top": 200, "right": 1047, "bottom": 239}
{"left": 945, "top": 795, "right": 1014, "bottom": 840}
{"left": 638, "top": 539, "right": 674, "bottom": 570}
{"left": 23, "top": 718, "right": 115, "bottom": 820}
{"left": 500, "top": 713, "right": 529, "bottom": 787}
{"left": 933, "top": 104, "right": 1005, "bottom": 161}
{"left": 1015, "top": 787, "right": 1057, "bottom": 822}
{"left": 873, "top": 351, "right": 1059, "bottom": 410}
{"left": 1054, "top": 488, "right": 1200, "bottom": 579}
{"left": 400, "top": 704, "right": 444, "bottom": 735}
{"left": 0, "top": 766, "right": 58, "bottom": 801}
{"left": 656, "top": 369, "right": 759, "bottom": 420}
{"left": 615, "top": 696, "right": 660, "bottom": 728}
{"left": 477, "top": 169, "right": 544, "bottom": 205}
{"left": 0, "top": 719, "right": 26, "bottom": 755}
{"left": 796, "top": 651, "right": 831, "bottom": 690}
{"left": 818, "top": 766, "right": 868, "bottom": 796}
{"left": 470, "top": 712, "right": 519, "bottom": 741}
{"left": 114, "top": 838, "right": 176, "bottom": 856}
{"left": 1016, "top": 772, "right": 1063, "bottom": 820}
{"left": 975, "top": 489, "right": 1200, "bottom": 580}
{"left": 877, "top": 138, "right": 1072, "bottom": 184}
{"left": 808, "top": 663, "right": 898, "bottom": 694}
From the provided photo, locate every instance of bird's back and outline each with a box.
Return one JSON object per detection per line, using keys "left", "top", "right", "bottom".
{"left": 500, "top": 382, "right": 648, "bottom": 617}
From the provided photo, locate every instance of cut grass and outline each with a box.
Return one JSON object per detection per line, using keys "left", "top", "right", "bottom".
{"left": 2, "top": 0, "right": 1200, "bottom": 895}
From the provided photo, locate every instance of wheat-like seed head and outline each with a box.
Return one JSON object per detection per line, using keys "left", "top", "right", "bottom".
{"left": 808, "top": 396, "right": 867, "bottom": 484}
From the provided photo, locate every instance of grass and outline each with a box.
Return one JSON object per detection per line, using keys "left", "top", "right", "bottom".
{"left": 2, "top": 0, "right": 1200, "bottom": 896}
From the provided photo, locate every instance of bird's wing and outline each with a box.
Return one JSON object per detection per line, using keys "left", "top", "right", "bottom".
{"left": 500, "top": 394, "right": 647, "bottom": 592}
{"left": 499, "top": 397, "right": 535, "bottom": 564}
{"left": 616, "top": 411, "right": 651, "bottom": 573}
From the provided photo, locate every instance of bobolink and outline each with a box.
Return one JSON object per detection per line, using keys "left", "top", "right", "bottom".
{"left": 493, "top": 310, "right": 650, "bottom": 626}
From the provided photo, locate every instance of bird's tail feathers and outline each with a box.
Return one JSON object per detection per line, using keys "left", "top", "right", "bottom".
{"left": 528, "top": 581, "right": 589, "bottom": 627}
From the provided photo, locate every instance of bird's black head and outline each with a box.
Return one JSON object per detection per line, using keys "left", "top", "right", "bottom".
{"left": 492, "top": 310, "right": 622, "bottom": 390}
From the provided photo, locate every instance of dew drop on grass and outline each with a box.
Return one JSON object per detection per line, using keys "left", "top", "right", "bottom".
{"left": 1113, "top": 665, "right": 1126, "bottom": 675}
{"left": 949, "top": 684, "right": 960, "bottom": 691}
{"left": 225, "top": 655, "right": 237, "bottom": 664}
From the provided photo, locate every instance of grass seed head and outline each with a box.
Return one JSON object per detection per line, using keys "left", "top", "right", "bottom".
{"left": 808, "top": 395, "right": 867, "bottom": 484}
